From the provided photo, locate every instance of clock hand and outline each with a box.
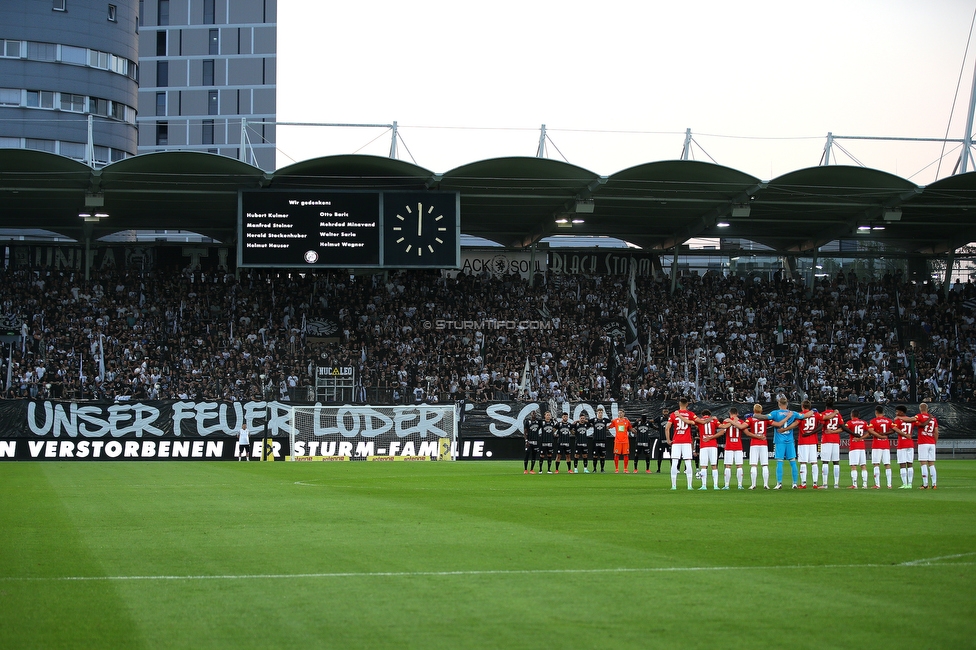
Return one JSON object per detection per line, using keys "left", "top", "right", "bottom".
{"left": 417, "top": 203, "right": 423, "bottom": 237}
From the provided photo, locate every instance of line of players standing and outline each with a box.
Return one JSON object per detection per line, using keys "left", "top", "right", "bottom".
{"left": 522, "top": 407, "right": 684, "bottom": 474}
{"left": 522, "top": 399, "right": 941, "bottom": 490}
{"left": 522, "top": 407, "right": 658, "bottom": 475}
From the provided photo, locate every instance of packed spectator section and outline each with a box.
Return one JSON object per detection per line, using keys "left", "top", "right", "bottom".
{"left": 1, "top": 263, "right": 973, "bottom": 404}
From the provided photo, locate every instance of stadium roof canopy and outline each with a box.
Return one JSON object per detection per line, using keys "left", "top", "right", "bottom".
{"left": 1, "top": 149, "right": 975, "bottom": 255}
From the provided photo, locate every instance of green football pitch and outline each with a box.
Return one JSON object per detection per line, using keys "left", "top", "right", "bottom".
{"left": 1, "top": 460, "right": 974, "bottom": 649}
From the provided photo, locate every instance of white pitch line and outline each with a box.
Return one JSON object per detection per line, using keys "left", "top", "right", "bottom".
{"left": 900, "top": 552, "right": 976, "bottom": 566}
{"left": 2, "top": 562, "right": 975, "bottom": 583}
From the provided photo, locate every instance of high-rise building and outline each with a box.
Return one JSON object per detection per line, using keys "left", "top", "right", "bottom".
{"left": 136, "top": 0, "right": 276, "bottom": 170}
{"left": 0, "top": 0, "right": 140, "bottom": 165}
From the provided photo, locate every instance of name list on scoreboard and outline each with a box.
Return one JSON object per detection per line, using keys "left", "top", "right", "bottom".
{"left": 240, "top": 191, "right": 381, "bottom": 267}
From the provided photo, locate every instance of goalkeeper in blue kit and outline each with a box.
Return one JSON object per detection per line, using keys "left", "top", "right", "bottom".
{"left": 768, "top": 397, "right": 806, "bottom": 489}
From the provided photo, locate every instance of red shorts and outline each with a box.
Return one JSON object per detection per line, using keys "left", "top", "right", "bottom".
{"left": 614, "top": 441, "right": 629, "bottom": 456}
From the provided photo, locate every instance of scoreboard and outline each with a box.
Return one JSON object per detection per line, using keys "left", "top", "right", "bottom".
{"left": 238, "top": 190, "right": 459, "bottom": 269}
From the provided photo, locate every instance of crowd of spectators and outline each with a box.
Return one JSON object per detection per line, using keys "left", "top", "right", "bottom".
{"left": 1, "top": 261, "right": 974, "bottom": 405}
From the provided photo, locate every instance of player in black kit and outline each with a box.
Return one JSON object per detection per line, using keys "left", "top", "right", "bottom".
{"left": 554, "top": 413, "right": 575, "bottom": 473}
{"left": 631, "top": 414, "right": 653, "bottom": 474}
{"left": 572, "top": 412, "right": 591, "bottom": 474}
{"left": 591, "top": 407, "right": 611, "bottom": 473}
{"left": 538, "top": 411, "right": 556, "bottom": 474}
{"left": 523, "top": 410, "right": 541, "bottom": 474}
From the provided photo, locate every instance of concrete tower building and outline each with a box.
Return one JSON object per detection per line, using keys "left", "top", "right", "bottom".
{"left": 137, "top": 0, "right": 276, "bottom": 170}
{"left": 0, "top": 0, "right": 140, "bottom": 165}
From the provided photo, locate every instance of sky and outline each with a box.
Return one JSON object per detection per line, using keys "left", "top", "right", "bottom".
{"left": 277, "top": 0, "right": 976, "bottom": 185}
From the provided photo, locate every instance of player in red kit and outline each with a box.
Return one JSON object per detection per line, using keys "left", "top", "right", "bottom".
{"left": 845, "top": 410, "right": 869, "bottom": 488}
{"left": 796, "top": 400, "right": 821, "bottom": 489}
{"left": 912, "top": 403, "right": 939, "bottom": 489}
{"left": 715, "top": 407, "right": 747, "bottom": 489}
{"left": 867, "top": 406, "right": 894, "bottom": 489}
{"left": 665, "top": 397, "right": 696, "bottom": 490}
{"left": 611, "top": 409, "right": 632, "bottom": 473}
{"left": 744, "top": 403, "right": 771, "bottom": 490}
{"left": 691, "top": 410, "right": 721, "bottom": 490}
{"left": 893, "top": 404, "right": 916, "bottom": 488}
{"left": 819, "top": 400, "right": 843, "bottom": 489}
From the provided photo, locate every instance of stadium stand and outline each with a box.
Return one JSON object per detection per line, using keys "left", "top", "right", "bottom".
{"left": 1, "top": 263, "right": 973, "bottom": 405}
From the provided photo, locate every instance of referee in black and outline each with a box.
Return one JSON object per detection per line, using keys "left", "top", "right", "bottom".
{"left": 538, "top": 411, "right": 556, "bottom": 474}
{"left": 591, "top": 407, "right": 610, "bottom": 473}
{"left": 523, "top": 409, "right": 541, "bottom": 474}
{"left": 573, "top": 412, "right": 591, "bottom": 473}
{"left": 554, "top": 412, "right": 574, "bottom": 474}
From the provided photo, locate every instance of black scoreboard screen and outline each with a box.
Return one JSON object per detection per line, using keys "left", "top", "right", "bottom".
{"left": 238, "top": 190, "right": 459, "bottom": 269}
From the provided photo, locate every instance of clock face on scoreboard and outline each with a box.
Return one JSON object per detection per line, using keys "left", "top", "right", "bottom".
{"left": 238, "top": 190, "right": 459, "bottom": 268}
{"left": 382, "top": 192, "right": 459, "bottom": 268}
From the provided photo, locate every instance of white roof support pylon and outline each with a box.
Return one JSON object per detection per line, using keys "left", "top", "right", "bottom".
{"left": 962, "top": 59, "right": 976, "bottom": 173}
{"left": 681, "top": 128, "right": 692, "bottom": 160}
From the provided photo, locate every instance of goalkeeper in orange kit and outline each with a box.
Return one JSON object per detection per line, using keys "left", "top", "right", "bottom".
{"left": 611, "top": 409, "right": 633, "bottom": 474}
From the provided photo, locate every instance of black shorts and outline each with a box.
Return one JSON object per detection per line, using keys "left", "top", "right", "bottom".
{"left": 557, "top": 444, "right": 572, "bottom": 456}
{"left": 525, "top": 441, "right": 539, "bottom": 451}
{"left": 573, "top": 443, "right": 589, "bottom": 457}
{"left": 540, "top": 444, "right": 554, "bottom": 456}
{"left": 592, "top": 442, "right": 607, "bottom": 457}
{"left": 633, "top": 443, "right": 651, "bottom": 455}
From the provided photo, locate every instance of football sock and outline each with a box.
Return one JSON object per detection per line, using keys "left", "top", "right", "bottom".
{"left": 885, "top": 468, "right": 892, "bottom": 487}
{"left": 555, "top": 460, "right": 560, "bottom": 472}
{"left": 614, "top": 456, "right": 619, "bottom": 471}
{"left": 899, "top": 468, "right": 907, "bottom": 485}
{"left": 874, "top": 466, "right": 881, "bottom": 487}
{"left": 583, "top": 459, "right": 588, "bottom": 471}
{"left": 712, "top": 469, "right": 718, "bottom": 488}
{"left": 776, "top": 461, "right": 784, "bottom": 485}
{"left": 907, "top": 466, "right": 914, "bottom": 485}
{"left": 736, "top": 467, "right": 743, "bottom": 487}
{"left": 623, "top": 457, "right": 629, "bottom": 471}
{"left": 750, "top": 465, "right": 758, "bottom": 487}
{"left": 686, "top": 463, "right": 694, "bottom": 489}
{"left": 762, "top": 466, "right": 769, "bottom": 487}
{"left": 834, "top": 464, "right": 841, "bottom": 486}
{"left": 547, "top": 459, "right": 552, "bottom": 472}
{"left": 671, "top": 461, "right": 679, "bottom": 488}
{"left": 725, "top": 467, "right": 732, "bottom": 488}
{"left": 800, "top": 465, "right": 807, "bottom": 485}
{"left": 929, "top": 466, "right": 937, "bottom": 486}
{"left": 823, "top": 464, "right": 829, "bottom": 486}
{"left": 851, "top": 469, "right": 858, "bottom": 485}
{"left": 921, "top": 465, "right": 929, "bottom": 486}
{"left": 861, "top": 468, "right": 868, "bottom": 488}
{"left": 790, "top": 460, "right": 799, "bottom": 484}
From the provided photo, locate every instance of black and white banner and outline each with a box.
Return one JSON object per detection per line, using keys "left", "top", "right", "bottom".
{"left": 0, "top": 399, "right": 972, "bottom": 461}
